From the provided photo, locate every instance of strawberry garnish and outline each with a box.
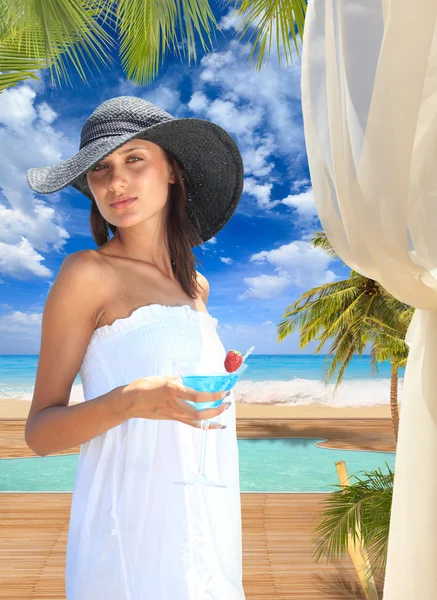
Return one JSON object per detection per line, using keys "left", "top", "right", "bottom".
{"left": 224, "top": 350, "right": 243, "bottom": 373}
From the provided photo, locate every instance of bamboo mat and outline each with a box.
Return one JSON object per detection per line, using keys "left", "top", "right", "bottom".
{"left": 0, "top": 492, "right": 384, "bottom": 600}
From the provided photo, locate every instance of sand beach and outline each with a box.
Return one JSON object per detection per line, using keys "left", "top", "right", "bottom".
{"left": 0, "top": 397, "right": 392, "bottom": 420}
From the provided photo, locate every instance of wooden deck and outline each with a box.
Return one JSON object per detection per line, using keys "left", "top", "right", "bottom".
{"left": 0, "top": 492, "right": 385, "bottom": 600}
{"left": 0, "top": 418, "right": 393, "bottom": 598}
{"left": 0, "top": 417, "right": 396, "bottom": 458}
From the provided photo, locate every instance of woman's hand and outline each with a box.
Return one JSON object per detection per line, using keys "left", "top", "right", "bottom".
{"left": 122, "top": 375, "right": 231, "bottom": 429}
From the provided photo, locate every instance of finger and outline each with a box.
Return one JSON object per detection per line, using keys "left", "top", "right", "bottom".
{"left": 190, "top": 403, "right": 230, "bottom": 421}
{"left": 180, "top": 419, "right": 227, "bottom": 430}
{"left": 177, "top": 417, "right": 202, "bottom": 428}
{"left": 182, "top": 401, "right": 228, "bottom": 421}
{"left": 174, "top": 397, "right": 226, "bottom": 420}
{"left": 208, "top": 421, "right": 227, "bottom": 430}
{"left": 178, "top": 386, "right": 230, "bottom": 403}
{"left": 191, "top": 421, "right": 226, "bottom": 431}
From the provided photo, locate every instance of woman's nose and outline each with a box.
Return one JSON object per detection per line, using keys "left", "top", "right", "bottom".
{"left": 108, "top": 167, "right": 128, "bottom": 190}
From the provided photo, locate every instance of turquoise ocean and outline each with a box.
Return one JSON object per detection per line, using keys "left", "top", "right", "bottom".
{"left": 0, "top": 354, "right": 405, "bottom": 407}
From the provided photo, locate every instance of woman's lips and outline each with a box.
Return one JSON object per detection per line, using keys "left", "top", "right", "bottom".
{"left": 111, "top": 197, "right": 136, "bottom": 209}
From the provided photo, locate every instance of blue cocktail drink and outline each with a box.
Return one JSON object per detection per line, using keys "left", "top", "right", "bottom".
{"left": 172, "top": 356, "right": 250, "bottom": 487}
{"left": 182, "top": 370, "right": 246, "bottom": 409}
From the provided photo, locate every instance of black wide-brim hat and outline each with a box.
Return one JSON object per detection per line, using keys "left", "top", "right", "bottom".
{"left": 26, "top": 95, "right": 244, "bottom": 245}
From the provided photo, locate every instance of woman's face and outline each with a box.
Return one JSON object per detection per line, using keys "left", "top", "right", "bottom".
{"left": 86, "top": 138, "right": 175, "bottom": 227}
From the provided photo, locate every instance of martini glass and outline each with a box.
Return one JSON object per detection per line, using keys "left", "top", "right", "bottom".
{"left": 172, "top": 352, "right": 252, "bottom": 487}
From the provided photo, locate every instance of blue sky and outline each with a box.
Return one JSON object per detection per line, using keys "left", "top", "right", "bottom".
{"left": 0, "top": 6, "right": 351, "bottom": 355}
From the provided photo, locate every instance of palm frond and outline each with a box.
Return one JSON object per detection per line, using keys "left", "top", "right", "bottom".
{"left": 115, "top": 0, "right": 221, "bottom": 86}
{"left": 277, "top": 230, "right": 413, "bottom": 390}
{"left": 0, "top": 0, "right": 309, "bottom": 92}
{"left": 0, "top": 58, "right": 47, "bottom": 92}
{"left": 221, "top": 0, "right": 306, "bottom": 71}
{"left": 0, "top": 7, "right": 44, "bottom": 90}
{"left": 320, "top": 328, "right": 365, "bottom": 393}
{"left": 1, "top": 0, "right": 115, "bottom": 90}
{"left": 277, "top": 278, "right": 360, "bottom": 343}
{"left": 310, "top": 230, "right": 350, "bottom": 267}
{"left": 312, "top": 463, "right": 394, "bottom": 577}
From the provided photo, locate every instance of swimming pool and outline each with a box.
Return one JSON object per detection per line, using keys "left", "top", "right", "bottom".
{"left": 0, "top": 438, "right": 395, "bottom": 493}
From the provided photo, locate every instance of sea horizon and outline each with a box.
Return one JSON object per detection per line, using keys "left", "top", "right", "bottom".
{"left": 0, "top": 354, "right": 405, "bottom": 408}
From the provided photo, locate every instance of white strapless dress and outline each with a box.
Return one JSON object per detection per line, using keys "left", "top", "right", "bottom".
{"left": 65, "top": 304, "right": 245, "bottom": 600}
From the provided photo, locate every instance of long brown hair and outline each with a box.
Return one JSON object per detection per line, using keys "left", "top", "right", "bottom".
{"left": 89, "top": 151, "right": 205, "bottom": 299}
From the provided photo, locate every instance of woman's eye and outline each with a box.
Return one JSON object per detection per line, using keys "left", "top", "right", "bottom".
{"left": 91, "top": 156, "right": 142, "bottom": 172}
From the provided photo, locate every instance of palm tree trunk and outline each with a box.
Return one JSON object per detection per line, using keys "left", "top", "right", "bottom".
{"left": 390, "top": 362, "right": 399, "bottom": 443}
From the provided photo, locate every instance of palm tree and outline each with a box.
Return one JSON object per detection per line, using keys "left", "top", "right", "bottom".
{"left": 0, "top": 0, "right": 307, "bottom": 93}
{"left": 277, "top": 231, "right": 413, "bottom": 442}
{"left": 361, "top": 303, "right": 413, "bottom": 442}
{"left": 312, "top": 462, "right": 394, "bottom": 580}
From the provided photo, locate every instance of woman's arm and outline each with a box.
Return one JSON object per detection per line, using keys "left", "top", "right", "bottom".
{"left": 24, "top": 250, "right": 129, "bottom": 455}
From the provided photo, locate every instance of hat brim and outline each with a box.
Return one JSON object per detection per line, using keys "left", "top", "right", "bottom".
{"left": 26, "top": 119, "right": 244, "bottom": 244}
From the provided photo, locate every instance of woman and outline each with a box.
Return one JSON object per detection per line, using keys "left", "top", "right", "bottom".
{"left": 24, "top": 96, "right": 245, "bottom": 599}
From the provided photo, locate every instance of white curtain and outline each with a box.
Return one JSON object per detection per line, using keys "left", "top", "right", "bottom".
{"left": 300, "top": 1, "right": 437, "bottom": 597}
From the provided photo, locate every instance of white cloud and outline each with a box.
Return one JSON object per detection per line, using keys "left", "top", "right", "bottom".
{"left": 248, "top": 240, "right": 338, "bottom": 289}
{"left": 114, "top": 77, "right": 187, "bottom": 118}
{"left": 188, "top": 91, "right": 209, "bottom": 113}
{"left": 200, "top": 236, "right": 217, "bottom": 252}
{"left": 0, "top": 237, "right": 52, "bottom": 279}
{"left": 281, "top": 189, "right": 319, "bottom": 221}
{"left": 219, "top": 8, "right": 245, "bottom": 31}
{"left": 220, "top": 257, "right": 233, "bottom": 265}
{"left": 0, "top": 86, "right": 38, "bottom": 132}
{"left": 0, "top": 201, "right": 69, "bottom": 254}
{"left": 243, "top": 177, "right": 280, "bottom": 210}
{"left": 142, "top": 85, "right": 181, "bottom": 114}
{"left": 221, "top": 323, "right": 260, "bottom": 336}
{"left": 292, "top": 178, "right": 311, "bottom": 193}
{"left": 192, "top": 38, "right": 303, "bottom": 140}
{"left": 36, "top": 101, "right": 58, "bottom": 124}
{"left": 198, "top": 49, "right": 236, "bottom": 82}
{"left": 0, "top": 310, "right": 43, "bottom": 355}
{"left": 186, "top": 27, "right": 306, "bottom": 217}
{"left": 0, "top": 310, "right": 42, "bottom": 331}
{"left": 190, "top": 93, "right": 264, "bottom": 138}
{"left": 238, "top": 273, "right": 292, "bottom": 300}
{"left": 0, "top": 85, "right": 71, "bottom": 280}
{"left": 241, "top": 135, "right": 276, "bottom": 178}
{"left": 0, "top": 309, "right": 46, "bottom": 354}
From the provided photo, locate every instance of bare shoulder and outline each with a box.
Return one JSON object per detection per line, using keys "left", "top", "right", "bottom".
{"left": 62, "top": 249, "right": 112, "bottom": 314}
{"left": 196, "top": 270, "right": 210, "bottom": 305}
{"left": 25, "top": 250, "right": 109, "bottom": 438}
{"left": 61, "top": 248, "right": 106, "bottom": 277}
{"left": 195, "top": 270, "right": 209, "bottom": 288}
{"left": 61, "top": 248, "right": 111, "bottom": 290}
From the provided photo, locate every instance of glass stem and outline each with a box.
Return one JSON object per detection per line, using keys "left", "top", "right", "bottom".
{"left": 196, "top": 418, "right": 210, "bottom": 478}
